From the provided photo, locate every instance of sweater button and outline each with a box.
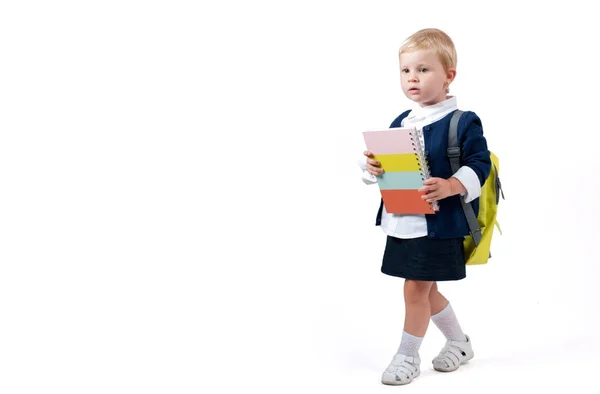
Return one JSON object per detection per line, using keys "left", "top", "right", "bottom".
{"left": 424, "top": 126, "right": 430, "bottom": 131}
{"left": 430, "top": 232, "right": 435, "bottom": 237}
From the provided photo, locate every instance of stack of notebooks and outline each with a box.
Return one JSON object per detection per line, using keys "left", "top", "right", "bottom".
{"left": 362, "top": 127, "right": 438, "bottom": 214}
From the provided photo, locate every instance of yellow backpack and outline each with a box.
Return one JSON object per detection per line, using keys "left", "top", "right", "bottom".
{"left": 447, "top": 110, "right": 504, "bottom": 265}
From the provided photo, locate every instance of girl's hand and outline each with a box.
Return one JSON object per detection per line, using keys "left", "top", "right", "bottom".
{"left": 419, "top": 178, "right": 453, "bottom": 203}
{"left": 363, "top": 151, "right": 383, "bottom": 176}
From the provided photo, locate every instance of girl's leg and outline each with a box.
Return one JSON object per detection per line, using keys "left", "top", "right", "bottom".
{"left": 398, "top": 279, "right": 434, "bottom": 356}
{"left": 428, "top": 282, "right": 473, "bottom": 372}
{"left": 429, "top": 282, "right": 466, "bottom": 341}
{"left": 382, "top": 279, "right": 433, "bottom": 386}
{"left": 403, "top": 280, "right": 434, "bottom": 338}
{"left": 429, "top": 282, "right": 450, "bottom": 315}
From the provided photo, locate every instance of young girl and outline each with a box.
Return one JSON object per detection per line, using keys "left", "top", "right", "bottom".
{"left": 358, "top": 28, "right": 491, "bottom": 385}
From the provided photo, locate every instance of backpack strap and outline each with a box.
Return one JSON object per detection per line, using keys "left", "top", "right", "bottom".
{"left": 447, "top": 110, "right": 482, "bottom": 247}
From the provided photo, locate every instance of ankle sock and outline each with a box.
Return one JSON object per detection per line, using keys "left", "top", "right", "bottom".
{"left": 431, "top": 303, "right": 467, "bottom": 342}
{"left": 397, "top": 331, "right": 423, "bottom": 357}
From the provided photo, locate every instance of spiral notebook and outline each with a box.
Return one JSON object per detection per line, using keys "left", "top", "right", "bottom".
{"left": 362, "top": 127, "right": 438, "bottom": 214}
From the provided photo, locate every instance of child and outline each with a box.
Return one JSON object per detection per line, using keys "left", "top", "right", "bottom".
{"left": 358, "top": 28, "right": 491, "bottom": 385}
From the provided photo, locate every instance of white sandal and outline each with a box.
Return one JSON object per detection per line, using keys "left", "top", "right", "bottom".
{"left": 381, "top": 354, "right": 421, "bottom": 385}
{"left": 432, "top": 335, "right": 474, "bottom": 372}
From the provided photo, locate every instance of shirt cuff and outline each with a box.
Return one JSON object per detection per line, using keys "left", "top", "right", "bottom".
{"left": 358, "top": 156, "right": 377, "bottom": 184}
{"left": 452, "top": 166, "right": 481, "bottom": 203}
{"left": 362, "top": 171, "right": 377, "bottom": 184}
{"left": 358, "top": 156, "right": 367, "bottom": 170}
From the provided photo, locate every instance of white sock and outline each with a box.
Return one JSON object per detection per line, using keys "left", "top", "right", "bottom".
{"left": 431, "top": 303, "right": 467, "bottom": 342}
{"left": 397, "top": 331, "right": 423, "bottom": 357}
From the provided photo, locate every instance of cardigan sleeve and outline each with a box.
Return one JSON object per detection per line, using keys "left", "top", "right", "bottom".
{"left": 459, "top": 111, "right": 492, "bottom": 187}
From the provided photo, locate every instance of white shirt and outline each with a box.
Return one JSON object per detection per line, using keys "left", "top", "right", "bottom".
{"left": 358, "top": 96, "right": 481, "bottom": 239}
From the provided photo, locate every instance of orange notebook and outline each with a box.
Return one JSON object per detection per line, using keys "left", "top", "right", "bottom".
{"left": 362, "top": 127, "right": 438, "bottom": 214}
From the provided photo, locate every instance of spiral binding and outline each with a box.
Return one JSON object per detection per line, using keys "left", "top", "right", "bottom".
{"left": 409, "top": 128, "right": 439, "bottom": 212}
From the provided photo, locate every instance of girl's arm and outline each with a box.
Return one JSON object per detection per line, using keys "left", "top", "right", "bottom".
{"left": 420, "top": 112, "right": 491, "bottom": 203}
{"left": 358, "top": 151, "right": 379, "bottom": 185}
{"left": 458, "top": 112, "right": 492, "bottom": 187}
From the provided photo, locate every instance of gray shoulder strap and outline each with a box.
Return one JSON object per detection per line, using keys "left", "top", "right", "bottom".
{"left": 447, "top": 110, "right": 482, "bottom": 247}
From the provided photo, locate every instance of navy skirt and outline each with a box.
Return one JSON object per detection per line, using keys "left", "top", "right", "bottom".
{"left": 381, "top": 236, "right": 466, "bottom": 281}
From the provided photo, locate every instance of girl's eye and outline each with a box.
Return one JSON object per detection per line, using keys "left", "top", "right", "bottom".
{"left": 401, "top": 69, "right": 409, "bottom": 73}
{"left": 419, "top": 68, "right": 428, "bottom": 72}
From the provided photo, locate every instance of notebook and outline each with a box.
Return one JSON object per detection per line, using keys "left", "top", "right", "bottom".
{"left": 362, "top": 127, "right": 438, "bottom": 214}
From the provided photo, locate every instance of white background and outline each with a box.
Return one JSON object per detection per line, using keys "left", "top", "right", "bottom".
{"left": 1, "top": 0, "right": 599, "bottom": 392}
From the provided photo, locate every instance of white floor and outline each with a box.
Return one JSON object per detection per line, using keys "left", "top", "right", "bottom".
{"left": 302, "top": 235, "right": 600, "bottom": 393}
{"left": 308, "top": 300, "right": 600, "bottom": 392}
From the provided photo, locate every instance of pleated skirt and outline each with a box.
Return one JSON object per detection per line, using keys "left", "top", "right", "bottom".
{"left": 381, "top": 235, "right": 466, "bottom": 281}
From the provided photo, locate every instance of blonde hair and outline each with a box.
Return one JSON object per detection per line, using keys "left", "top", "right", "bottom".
{"left": 399, "top": 28, "right": 457, "bottom": 72}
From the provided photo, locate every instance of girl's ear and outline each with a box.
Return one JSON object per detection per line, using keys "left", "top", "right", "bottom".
{"left": 446, "top": 68, "right": 457, "bottom": 84}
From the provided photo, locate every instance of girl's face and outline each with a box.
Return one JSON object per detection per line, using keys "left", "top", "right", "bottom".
{"left": 399, "top": 49, "right": 455, "bottom": 107}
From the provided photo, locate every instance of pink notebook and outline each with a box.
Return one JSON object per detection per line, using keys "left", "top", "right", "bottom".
{"left": 363, "top": 127, "right": 438, "bottom": 214}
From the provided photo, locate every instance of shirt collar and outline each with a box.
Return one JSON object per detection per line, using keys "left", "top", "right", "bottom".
{"left": 403, "top": 96, "right": 458, "bottom": 127}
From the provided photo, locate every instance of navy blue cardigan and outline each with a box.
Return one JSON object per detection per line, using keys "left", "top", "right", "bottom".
{"left": 375, "top": 109, "right": 492, "bottom": 239}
